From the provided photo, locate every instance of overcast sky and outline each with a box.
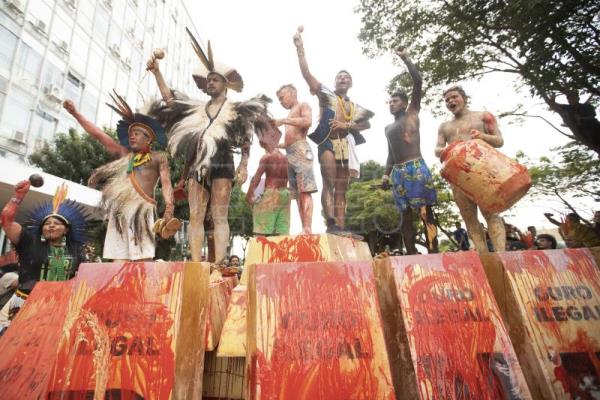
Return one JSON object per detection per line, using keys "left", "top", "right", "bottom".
{"left": 182, "top": 0, "right": 594, "bottom": 236}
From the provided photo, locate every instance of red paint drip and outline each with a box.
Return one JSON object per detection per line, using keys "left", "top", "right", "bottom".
{"left": 257, "top": 235, "right": 325, "bottom": 263}
{"left": 253, "top": 261, "right": 394, "bottom": 399}
{"left": 393, "top": 253, "right": 523, "bottom": 400}
{"left": 48, "top": 262, "right": 177, "bottom": 398}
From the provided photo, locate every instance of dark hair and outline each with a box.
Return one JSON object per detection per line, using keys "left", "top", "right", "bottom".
{"left": 443, "top": 85, "right": 468, "bottom": 100}
{"left": 336, "top": 70, "right": 352, "bottom": 79}
{"left": 277, "top": 84, "right": 296, "bottom": 95}
{"left": 566, "top": 213, "right": 580, "bottom": 223}
{"left": 390, "top": 91, "right": 408, "bottom": 103}
{"left": 229, "top": 254, "right": 240, "bottom": 262}
{"left": 536, "top": 234, "right": 557, "bottom": 249}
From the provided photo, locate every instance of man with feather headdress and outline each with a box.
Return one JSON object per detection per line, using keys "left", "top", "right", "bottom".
{"left": 63, "top": 94, "right": 176, "bottom": 261}
{"left": 147, "top": 29, "right": 270, "bottom": 264}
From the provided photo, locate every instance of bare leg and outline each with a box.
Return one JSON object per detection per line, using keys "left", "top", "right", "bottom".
{"left": 210, "top": 178, "right": 232, "bottom": 264}
{"left": 319, "top": 151, "right": 336, "bottom": 225}
{"left": 482, "top": 209, "right": 506, "bottom": 252}
{"left": 188, "top": 178, "right": 210, "bottom": 262}
{"left": 402, "top": 208, "right": 417, "bottom": 255}
{"left": 451, "top": 185, "right": 488, "bottom": 253}
{"left": 419, "top": 206, "right": 439, "bottom": 253}
{"left": 334, "top": 164, "right": 350, "bottom": 228}
{"left": 298, "top": 192, "right": 313, "bottom": 234}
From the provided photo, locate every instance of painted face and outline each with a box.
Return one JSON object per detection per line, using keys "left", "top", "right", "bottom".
{"left": 42, "top": 216, "right": 68, "bottom": 243}
{"left": 277, "top": 88, "right": 296, "bottom": 110}
{"left": 206, "top": 73, "right": 227, "bottom": 96}
{"left": 388, "top": 96, "right": 406, "bottom": 114}
{"left": 128, "top": 126, "right": 152, "bottom": 152}
{"left": 444, "top": 90, "right": 466, "bottom": 115}
{"left": 334, "top": 72, "right": 352, "bottom": 92}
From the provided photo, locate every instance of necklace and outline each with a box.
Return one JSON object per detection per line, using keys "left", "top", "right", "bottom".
{"left": 336, "top": 96, "right": 355, "bottom": 122}
{"left": 206, "top": 98, "right": 226, "bottom": 122}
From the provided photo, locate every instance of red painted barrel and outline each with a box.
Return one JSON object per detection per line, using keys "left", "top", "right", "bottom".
{"left": 440, "top": 139, "right": 531, "bottom": 213}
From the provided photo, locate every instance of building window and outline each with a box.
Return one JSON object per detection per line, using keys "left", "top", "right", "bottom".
{"left": 30, "top": 108, "right": 58, "bottom": 143}
{"left": 92, "top": 6, "right": 110, "bottom": 45}
{"left": 13, "top": 43, "right": 43, "bottom": 88}
{"left": 2, "top": 87, "right": 34, "bottom": 137}
{"left": 0, "top": 25, "right": 18, "bottom": 77}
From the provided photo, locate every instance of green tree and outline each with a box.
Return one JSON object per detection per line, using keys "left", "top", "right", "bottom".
{"left": 28, "top": 129, "right": 117, "bottom": 184}
{"left": 517, "top": 141, "right": 600, "bottom": 219}
{"left": 346, "top": 161, "right": 462, "bottom": 253}
{"left": 357, "top": 0, "right": 600, "bottom": 155}
{"left": 228, "top": 185, "right": 253, "bottom": 256}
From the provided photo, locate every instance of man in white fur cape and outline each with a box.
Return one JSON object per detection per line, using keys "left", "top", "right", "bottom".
{"left": 147, "top": 29, "right": 270, "bottom": 264}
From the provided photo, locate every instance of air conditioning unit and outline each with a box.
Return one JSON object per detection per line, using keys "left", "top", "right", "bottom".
{"left": 5, "top": 0, "right": 24, "bottom": 14}
{"left": 108, "top": 44, "right": 120, "bottom": 57}
{"left": 55, "top": 40, "right": 69, "bottom": 54}
{"left": 43, "top": 85, "right": 62, "bottom": 102}
{"left": 12, "top": 130, "right": 26, "bottom": 144}
{"left": 33, "top": 19, "right": 47, "bottom": 35}
{"left": 63, "top": 0, "right": 77, "bottom": 11}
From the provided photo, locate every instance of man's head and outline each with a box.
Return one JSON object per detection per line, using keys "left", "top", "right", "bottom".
{"left": 566, "top": 213, "right": 581, "bottom": 224}
{"left": 334, "top": 70, "right": 352, "bottom": 93}
{"left": 128, "top": 124, "right": 153, "bottom": 152}
{"left": 276, "top": 84, "right": 298, "bottom": 110}
{"left": 389, "top": 91, "right": 408, "bottom": 115}
{"left": 443, "top": 85, "right": 468, "bottom": 115}
{"left": 593, "top": 210, "right": 600, "bottom": 223}
{"left": 527, "top": 226, "right": 537, "bottom": 236}
{"left": 204, "top": 72, "right": 227, "bottom": 97}
{"left": 229, "top": 255, "right": 240, "bottom": 268}
{"left": 455, "top": 222, "right": 462, "bottom": 229}
{"left": 536, "top": 234, "right": 557, "bottom": 250}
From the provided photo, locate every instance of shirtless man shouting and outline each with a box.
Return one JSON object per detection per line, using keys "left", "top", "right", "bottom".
{"left": 435, "top": 86, "right": 505, "bottom": 252}
{"left": 275, "top": 84, "right": 316, "bottom": 233}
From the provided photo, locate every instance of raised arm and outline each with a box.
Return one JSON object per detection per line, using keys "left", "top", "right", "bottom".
{"left": 471, "top": 111, "right": 504, "bottom": 147}
{"left": 1, "top": 180, "right": 29, "bottom": 245}
{"left": 435, "top": 124, "right": 448, "bottom": 158}
{"left": 147, "top": 55, "right": 175, "bottom": 105}
{"left": 396, "top": 47, "right": 422, "bottom": 113}
{"left": 275, "top": 103, "right": 313, "bottom": 129}
{"left": 245, "top": 158, "right": 267, "bottom": 205}
{"left": 63, "top": 100, "right": 127, "bottom": 157}
{"left": 293, "top": 30, "right": 321, "bottom": 95}
{"left": 157, "top": 152, "right": 175, "bottom": 221}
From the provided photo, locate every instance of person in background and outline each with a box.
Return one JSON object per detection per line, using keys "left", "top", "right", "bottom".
{"left": 453, "top": 222, "right": 470, "bottom": 251}
{"left": 535, "top": 234, "right": 557, "bottom": 250}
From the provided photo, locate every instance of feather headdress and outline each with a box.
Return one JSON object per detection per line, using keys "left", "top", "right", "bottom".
{"left": 186, "top": 27, "right": 243, "bottom": 93}
{"left": 106, "top": 90, "right": 167, "bottom": 149}
{"left": 27, "top": 183, "right": 89, "bottom": 245}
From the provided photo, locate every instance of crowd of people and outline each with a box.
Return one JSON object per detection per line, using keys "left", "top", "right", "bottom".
{"left": 452, "top": 210, "right": 600, "bottom": 252}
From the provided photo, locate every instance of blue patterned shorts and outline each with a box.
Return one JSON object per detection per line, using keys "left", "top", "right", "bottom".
{"left": 391, "top": 158, "right": 437, "bottom": 211}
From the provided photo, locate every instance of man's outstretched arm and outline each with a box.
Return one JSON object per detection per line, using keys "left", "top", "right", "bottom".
{"left": 396, "top": 47, "right": 422, "bottom": 113}
{"left": 293, "top": 31, "right": 321, "bottom": 95}
{"left": 63, "top": 100, "right": 127, "bottom": 156}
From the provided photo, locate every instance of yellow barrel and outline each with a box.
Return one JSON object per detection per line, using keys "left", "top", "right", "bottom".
{"left": 441, "top": 139, "right": 531, "bottom": 213}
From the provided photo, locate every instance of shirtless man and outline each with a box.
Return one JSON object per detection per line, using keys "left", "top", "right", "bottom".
{"left": 435, "top": 86, "right": 505, "bottom": 252}
{"left": 294, "top": 28, "right": 374, "bottom": 233}
{"left": 246, "top": 120, "right": 290, "bottom": 236}
{"left": 382, "top": 48, "right": 438, "bottom": 254}
{"left": 64, "top": 98, "right": 174, "bottom": 261}
{"left": 275, "top": 84, "right": 316, "bottom": 233}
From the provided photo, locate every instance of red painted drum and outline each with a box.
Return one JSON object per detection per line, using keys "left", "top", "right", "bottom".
{"left": 440, "top": 139, "right": 531, "bottom": 213}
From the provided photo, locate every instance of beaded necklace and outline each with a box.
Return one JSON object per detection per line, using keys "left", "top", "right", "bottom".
{"left": 336, "top": 95, "right": 355, "bottom": 122}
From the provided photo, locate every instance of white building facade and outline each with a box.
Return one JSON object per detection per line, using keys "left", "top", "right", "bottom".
{"left": 0, "top": 0, "right": 201, "bottom": 162}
